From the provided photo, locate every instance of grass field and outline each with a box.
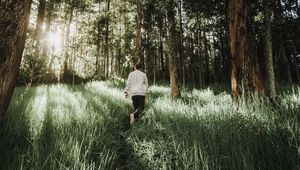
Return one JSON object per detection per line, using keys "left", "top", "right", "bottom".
{"left": 0, "top": 81, "right": 299, "bottom": 170}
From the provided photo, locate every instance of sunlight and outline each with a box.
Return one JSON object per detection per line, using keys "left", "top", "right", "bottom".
{"left": 30, "top": 86, "right": 48, "bottom": 138}
{"left": 47, "top": 31, "right": 63, "bottom": 53}
{"left": 85, "top": 81, "right": 130, "bottom": 103}
{"left": 48, "top": 85, "right": 88, "bottom": 122}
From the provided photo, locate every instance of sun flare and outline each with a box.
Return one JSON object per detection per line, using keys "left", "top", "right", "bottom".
{"left": 47, "top": 31, "right": 63, "bottom": 52}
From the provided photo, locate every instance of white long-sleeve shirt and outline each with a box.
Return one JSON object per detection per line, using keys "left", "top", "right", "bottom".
{"left": 125, "top": 70, "right": 148, "bottom": 96}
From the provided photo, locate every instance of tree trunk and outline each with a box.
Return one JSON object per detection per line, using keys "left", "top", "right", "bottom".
{"left": 179, "top": 0, "right": 186, "bottom": 88}
{"left": 136, "top": 0, "right": 142, "bottom": 64}
{"left": 62, "top": 4, "right": 74, "bottom": 82}
{"left": 167, "top": 0, "right": 180, "bottom": 98}
{"left": 203, "top": 31, "right": 211, "bottom": 85}
{"left": 154, "top": 41, "right": 157, "bottom": 84}
{"left": 197, "top": 30, "right": 205, "bottom": 89}
{"left": 245, "top": 36, "right": 265, "bottom": 92}
{"left": 293, "top": 62, "right": 300, "bottom": 83}
{"left": 159, "top": 27, "right": 165, "bottom": 80}
{"left": 264, "top": 3, "right": 276, "bottom": 101}
{"left": 145, "top": 30, "right": 154, "bottom": 81}
{"left": 227, "top": 0, "right": 264, "bottom": 105}
{"left": 279, "top": 38, "right": 293, "bottom": 83}
{"left": 96, "top": 19, "right": 101, "bottom": 75}
{"left": 227, "top": 0, "right": 246, "bottom": 104}
{"left": 105, "top": 0, "right": 111, "bottom": 78}
{"left": 196, "top": 13, "right": 205, "bottom": 89}
{"left": 0, "top": 0, "right": 32, "bottom": 120}
{"left": 35, "top": 0, "right": 46, "bottom": 45}
{"left": 290, "top": 41, "right": 300, "bottom": 82}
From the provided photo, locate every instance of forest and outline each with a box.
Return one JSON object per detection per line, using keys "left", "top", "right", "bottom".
{"left": 0, "top": 0, "right": 299, "bottom": 169}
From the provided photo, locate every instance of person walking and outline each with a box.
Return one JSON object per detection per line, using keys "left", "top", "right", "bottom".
{"left": 125, "top": 63, "right": 148, "bottom": 125}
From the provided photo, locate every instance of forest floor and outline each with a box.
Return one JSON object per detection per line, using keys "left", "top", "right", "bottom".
{"left": 0, "top": 81, "right": 299, "bottom": 170}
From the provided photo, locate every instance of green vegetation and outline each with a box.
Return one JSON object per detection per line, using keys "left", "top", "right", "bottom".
{"left": 0, "top": 82, "right": 299, "bottom": 169}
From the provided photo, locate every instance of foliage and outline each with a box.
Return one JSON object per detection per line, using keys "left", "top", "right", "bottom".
{"left": 19, "top": 0, "right": 299, "bottom": 86}
{"left": 20, "top": 41, "right": 51, "bottom": 85}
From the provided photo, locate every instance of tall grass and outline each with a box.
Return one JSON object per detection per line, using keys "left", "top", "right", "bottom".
{"left": 0, "top": 82, "right": 299, "bottom": 170}
{"left": 0, "top": 82, "right": 132, "bottom": 169}
{"left": 128, "top": 86, "right": 300, "bottom": 170}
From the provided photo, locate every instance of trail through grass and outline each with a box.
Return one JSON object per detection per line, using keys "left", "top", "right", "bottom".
{"left": 0, "top": 81, "right": 299, "bottom": 170}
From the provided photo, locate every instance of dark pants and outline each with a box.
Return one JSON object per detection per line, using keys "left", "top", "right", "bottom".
{"left": 132, "top": 95, "right": 145, "bottom": 120}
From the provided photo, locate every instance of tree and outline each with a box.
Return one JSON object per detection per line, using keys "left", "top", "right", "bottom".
{"left": 62, "top": 1, "right": 76, "bottom": 82}
{"left": 178, "top": 0, "right": 186, "bottom": 88}
{"left": 104, "top": 0, "right": 111, "bottom": 78}
{"left": 135, "top": 0, "right": 142, "bottom": 64}
{"left": 263, "top": 1, "right": 276, "bottom": 102}
{"left": 166, "top": 0, "right": 180, "bottom": 98}
{"left": 0, "top": 0, "right": 32, "bottom": 120}
{"left": 227, "top": 0, "right": 265, "bottom": 105}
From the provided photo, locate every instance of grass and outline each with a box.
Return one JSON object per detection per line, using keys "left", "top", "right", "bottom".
{"left": 0, "top": 81, "right": 299, "bottom": 170}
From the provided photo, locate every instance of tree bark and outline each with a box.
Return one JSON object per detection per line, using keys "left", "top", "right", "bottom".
{"left": 279, "top": 39, "right": 293, "bottom": 83}
{"left": 105, "top": 0, "right": 111, "bottom": 78}
{"left": 227, "top": 0, "right": 246, "bottom": 104}
{"left": 159, "top": 27, "right": 165, "bottom": 80}
{"left": 136, "top": 0, "right": 142, "bottom": 64}
{"left": 62, "top": 4, "right": 74, "bottom": 82}
{"left": 179, "top": 0, "right": 186, "bottom": 88}
{"left": 96, "top": 19, "right": 101, "bottom": 75}
{"left": 203, "top": 31, "right": 211, "bottom": 85}
{"left": 264, "top": 2, "right": 276, "bottom": 101}
{"left": 0, "top": 0, "right": 32, "bottom": 120}
{"left": 167, "top": 0, "right": 180, "bottom": 98}
{"left": 197, "top": 30, "right": 205, "bottom": 89}
{"left": 290, "top": 41, "right": 300, "bottom": 82}
{"left": 227, "top": 0, "right": 264, "bottom": 105}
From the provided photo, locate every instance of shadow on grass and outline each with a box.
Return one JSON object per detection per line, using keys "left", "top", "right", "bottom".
{"left": 129, "top": 111, "right": 299, "bottom": 170}
{"left": 36, "top": 86, "right": 56, "bottom": 169}
{"left": 0, "top": 87, "right": 37, "bottom": 169}
{"left": 72, "top": 86, "right": 150, "bottom": 170}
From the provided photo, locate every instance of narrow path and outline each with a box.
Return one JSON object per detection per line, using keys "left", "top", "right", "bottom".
{"left": 72, "top": 85, "right": 146, "bottom": 169}
{"left": 114, "top": 113, "right": 149, "bottom": 170}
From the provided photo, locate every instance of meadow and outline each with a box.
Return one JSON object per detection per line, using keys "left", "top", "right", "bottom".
{"left": 0, "top": 81, "right": 299, "bottom": 170}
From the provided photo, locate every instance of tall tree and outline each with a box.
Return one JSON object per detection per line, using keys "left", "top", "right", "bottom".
{"left": 135, "top": 0, "right": 142, "bottom": 64}
{"left": 178, "top": 0, "right": 186, "bottom": 88}
{"left": 105, "top": 0, "right": 111, "bottom": 78}
{"left": 263, "top": 1, "right": 276, "bottom": 101}
{"left": 62, "top": 2, "right": 75, "bottom": 82}
{"left": 0, "top": 0, "right": 32, "bottom": 120}
{"left": 166, "top": 0, "right": 180, "bottom": 98}
{"left": 227, "top": 0, "right": 264, "bottom": 105}
{"left": 279, "top": 38, "right": 293, "bottom": 83}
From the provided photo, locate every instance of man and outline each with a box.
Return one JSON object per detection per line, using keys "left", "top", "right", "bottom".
{"left": 125, "top": 63, "right": 148, "bottom": 125}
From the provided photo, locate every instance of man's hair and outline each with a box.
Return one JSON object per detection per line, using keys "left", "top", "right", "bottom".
{"left": 135, "top": 63, "right": 142, "bottom": 70}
